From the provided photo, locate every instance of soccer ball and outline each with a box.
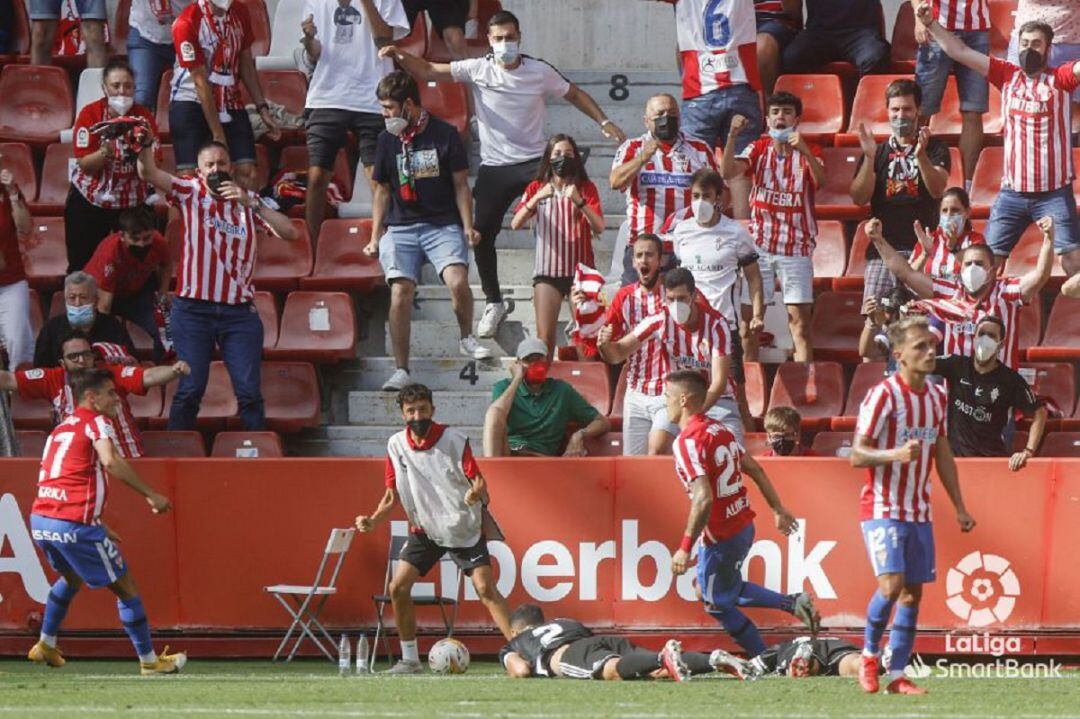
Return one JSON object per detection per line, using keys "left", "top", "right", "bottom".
{"left": 428, "top": 638, "right": 470, "bottom": 674}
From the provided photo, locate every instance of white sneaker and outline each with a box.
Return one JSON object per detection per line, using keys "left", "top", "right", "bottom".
{"left": 476, "top": 301, "right": 509, "bottom": 339}
{"left": 459, "top": 335, "right": 493, "bottom": 360}
{"left": 382, "top": 368, "right": 411, "bottom": 391}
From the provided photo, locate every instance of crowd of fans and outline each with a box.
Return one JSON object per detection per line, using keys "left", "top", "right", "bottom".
{"left": 0, "top": 0, "right": 1078, "bottom": 467}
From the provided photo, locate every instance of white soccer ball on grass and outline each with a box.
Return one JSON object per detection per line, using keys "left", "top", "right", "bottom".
{"left": 428, "top": 638, "right": 470, "bottom": 674}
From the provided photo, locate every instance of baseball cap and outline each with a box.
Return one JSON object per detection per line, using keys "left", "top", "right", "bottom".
{"left": 516, "top": 337, "right": 549, "bottom": 360}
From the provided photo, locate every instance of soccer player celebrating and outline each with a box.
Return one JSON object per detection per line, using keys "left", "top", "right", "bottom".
{"left": 664, "top": 370, "right": 819, "bottom": 658}
{"left": 27, "top": 368, "right": 185, "bottom": 675}
{"left": 500, "top": 603, "right": 751, "bottom": 682}
{"left": 355, "top": 383, "right": 512, "bottom": 674}
{"left": 850, "top": 315, "right": 976, "bottom": 695}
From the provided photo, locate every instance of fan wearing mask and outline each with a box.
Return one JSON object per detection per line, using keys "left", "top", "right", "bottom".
{"left": 908, "top": 187, "right": 985, "bottom": 283}
{"left": 68, "top": 58, "right": 161, "bottom": 273}
{"left": 864, "top": 216, "right": 1055, "bottom": 371}
{"left": 761, "top": 406, "right": 818, "bottom": 457}
{"left": 916, "top": 2, "right": 1080, "bottom": 287}
{"left": 934, "top": 316, "right": 1047, "bottom": 469}
{"left": 33, "top": 272, "right": 135, "bottom": 367}
{"left": 82, "top": 206, "right": 173, "bottom": 361}
{"left": 511, "top": 134, "right": 605, "bottom": 359}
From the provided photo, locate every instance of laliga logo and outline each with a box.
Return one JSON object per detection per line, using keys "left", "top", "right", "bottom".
{"left": 945, "top": 551, "right": 1020, "bottom": 627}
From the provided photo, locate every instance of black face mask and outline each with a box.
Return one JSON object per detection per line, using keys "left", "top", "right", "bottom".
{"left": 407, "top": 418, "right": 433, "bottom": 438}
{"left": 206, "top": 170, "right": 233, "bottom": 196}
{"left": 550, "top": 155, "right": 576, "bottom": 178}
{"left": 1019, "top": 48, "right": 1045, "bottom": 76}
{"left": 653, "top": 114, "right": 679, "bottom": 143}
{"left": 769, "top": 437, "right": 797, "bottom": 456}
{"left": 128, "top": 244, "right": 152, "bottom": 260}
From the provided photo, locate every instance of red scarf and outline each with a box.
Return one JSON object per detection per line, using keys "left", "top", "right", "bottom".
{"left": 198, "top": 0, "right": 238, "bottom": 111}
{"left": 397, "top": 110, "right": 429, "bottom": 204}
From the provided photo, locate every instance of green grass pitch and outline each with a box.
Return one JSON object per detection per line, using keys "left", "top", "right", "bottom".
{"left": 1, "top": 659, "right": 1078, "bottom": 718}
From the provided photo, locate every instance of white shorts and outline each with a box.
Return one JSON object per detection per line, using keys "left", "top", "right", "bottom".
{"left": 651, "top": 396, "right": 745, "bottom": 448}
{"left": 742, "top": 250, "right": 814, "bottom": 306}
{"left": 622, "top": 389, "right": 667, "bottom": 456}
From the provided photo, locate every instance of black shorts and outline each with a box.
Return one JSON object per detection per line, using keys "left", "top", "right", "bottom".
{"left": 403, "top": 0, "right": 468, "bottom": 34}
{"left": 398, "top": 532, "right": 490, "bottom": 577}
{"left": 729, "top": 321, "right": 745, "bottom": 385}
{"left": 556, "top": 636, "right": 637, "bottom": 679}
{"left": 304, "top": 109, "right": 383, "bottom": 169}
{"left": 170, "top": 103, "right": 256, "bottom": 170}
{"left": 533, "top": 275, "right": 573, "bottom": 296}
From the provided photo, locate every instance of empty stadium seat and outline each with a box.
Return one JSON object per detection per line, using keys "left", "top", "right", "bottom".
{"left": 15, "top": 429, "right": 47, "bottom": 458}
{"left": 742, "top": 432, "right": 771, "bottom": 457}
{"left": 74, "top": 67, "right": 106, "bottom": 116}
{"left": 1003, "top": 224, "right": 1066, "bottom": 284}
{"left": 811, "top": 221, "right": 847, "bottom": 289}
{"left": 838, "top": 75, "right": 909, "bottom": 145}
{"left": 257, "top": 0, "right": 306, "bottom": 69}
{"left": 988, "top": 0, "right": 1017, "bottom": 58}
{"left": 831, "top": 361, "right": 888, "bottom": 431}
{"left": 815, "top": 148, "right": 867, "bottom": 220}
{"left": 300, "top": 219, "right": 384, "bottom": 292}
{"left": 810, "top": 292, "right": 864, "bottom": 363}
{"left": 258, "top": 361, "right": 320, "bottom": 432}
{"left": 1026, "top": 296, "right": 1080, "bottom": 361}
{"left": 773, "top": 74, "right": 845, "bottom": 140}
{"left": 33, "top": 143, "right": 74, "bottom": 215}
{"left": 211, "top": 430, "right": 285, "bottom": 457}
{"left": 832, "top": 221, "right": 870, "bottom": 291}
{"left": 20, "top": 218, "right": 67, "bottom": 290}
{"left": 252, "top": 219, "right": 313, "bottom": 291}
{"left": 156, "top": 361, "right": 238, "bottom": 430}
{"left": 767, "top": 362, "right": 846, "bottom": 430}
{"left": 425, "top": 0, "right": 500, "bottom": 62}
{"left": 928, "top": 78, "right": 1003, "bottom": 139}
{"left": 889, "top": 1, "right": 916, "bottom": 72}
{"left": 0, "top": 65, "right": 74, "bottom": 146}
{"left": 583, "top": 432, "right": 624, "bottom": 457}
{"left": 420, "top": 81, "right": 470, "bottom": 137}
{"left": 0, "top": 142, "right": 37, "bottom": 201}
{"left": 268, "top": 291, "right": 356, "bottom": 362}
{"left": 1019, "top": 362, "right": 1076, "bottom": 420}
{"left": 811, "top": 431, "right": 855, "bottom": 458}
{"left": 743, "top": 361, "right": 767, "bottom": 419}
{"left": 239, "top": 0, "right": 272, "bottom": 56}
{"left": 1040, "top": 432, "right": 1080, "bottom": 457}
{"left": 11, "top": 394, "right": 53, "bottom": 430}
{"left": 141, "top": 431, "right": 207, "bottom": 457}
{"left": 547, "top": 361, "right": 612, "bottom": 415}
{"left": 254, "top": 291, "right": 280, "bottom": 350}
{"left": 128, "top": 384, "right": 164, "bottom": 424}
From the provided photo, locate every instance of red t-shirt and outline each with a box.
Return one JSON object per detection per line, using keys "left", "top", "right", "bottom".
{"left": 0, "top": 192, "right": 27, "bottom": 286}
{"left": 83, "top": 231, "right": 170, "bottom": 298}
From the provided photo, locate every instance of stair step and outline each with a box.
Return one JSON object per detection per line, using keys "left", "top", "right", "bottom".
{"left": 385, "top": 319, "right": 566, "bottom": 359}
{"left": 341, "top": 357, "right": 515, "bottom": 392}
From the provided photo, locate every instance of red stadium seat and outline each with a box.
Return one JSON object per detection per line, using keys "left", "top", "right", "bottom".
{"left": 251, "top": 290, "right": 279, "bottom": 351}
{"left": 1019, "top": 362, "right": 1076, "bottom": 420}
{"left": 252, "top": 219, "right": 313, "bottom": 291}
{"left": 767, "top": 362, "right": 846, "bottom": 431}
{"left": 425, "top": 0, "right": 501, "bottom": 62}
{"left": 111, "top": 0, "right": 132, "bottom": 55}
{"left": 815, "top": 148, "right": 868, "bottom": 220}
{"left": 811, "top": 221, "right": 848, "bottom": 289}
{"left": 743, "top": 361, "right": 767, "bottom": 419}
{"left": 11, "top": 394, "right": 52, "bottom": 430}
{"left": 128, "top": 384, "right": 164, "bottom": 425}
{"left": 127, "top": 320, "right": 154, "bottom": 360}
{"left": 890, "top": 2, "right": 916, "bottom": 72}
{"left": 156, "top": 69, "right": 172, "bottom": 141}
{"left": 156, "top": 361, "right": 238, "bottom": 430}
{"left": 278, "top": 144, "right": 353, "bottom": 203}
{"left": 811, "top": 431, "right": 855, "bottom": 458}
{"left": 1026, "top": 296, "right": 1080, "bottom": 361}
{"left": 28, "top": 288, "right": 44, "bottom": 339}
{"left": 969, "top": 147, "right": 1001, "bottom": 218}
{"left": 140, "top": 431, "right": 207, "bottom": 457}
{"left": 15, "top": 429, "right": 47, "bottom": 458}
{"left": 20, "top": 218, "right": 67, "bottom": 290}
{"left": 547, "top": 361, "right": 612, "bottom": 415}
{"left": 158, "top": 144, "right": 177, "bottom": 176}
{"left": 810, "top": 291, "right": 865, "bottom": 363}
{"left": 34, "top": 143, "right": 74, "bottom": 214}
{"left": 831, "top": 361, "right": 888, "bottom": 431}
{"left": 1016, "top": 293, "right": 1043, "bottom": 358}
{"left": 211, "top": 430, "right": 285, "bottom": 457}
{"left": 268, "top": 291, "right": 356, "bottom": 362}
{"left": 928, "top": 78, "right": 1004, "bottom": 139}
{"left": 258, "top": 361, "right": 321, "bottom": 432}
{"left": 773, "top": 74, "right": 845, "bottom": 141}
{"left": 300, "top": 219, "right": 384, "bottom": 292}
{"left": 742, "top": 432, "right": 771, "bottom": 457}
{"left": 419, "top": 81, "right": 470, "bottom": 137}
{"left": 1040, "top": 432, "right": 1080, "bottom": 457}
{"left": 583, "top": 432, "right": 624, "bottom": 457}
{"left": 1003, "top": 224, "right": 1065, "bottom": 283}
{"left": 395, "top": 9, "right": 428, "bottom": 57}
{"left": 0, "top": 65, "right": 74, "bottom": 146}
{"left": 832, "top": 221, "right": 870, "bottom": 291}
{"left": 238, "top": 0, "right": 272, "bottom": 56}
{"left": 0, "top": 142, "right": 37, "bottom": 201}
{"left": 988, "top": 0, "right": 1017, "bottom": 58}
{"left": 837, "top": 75, "right": 909, "bottom": 146}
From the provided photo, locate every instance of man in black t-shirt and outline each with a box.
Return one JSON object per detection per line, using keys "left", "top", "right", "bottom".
{"left": 364, "top": 71, "right": 492, "bottom": 392}
{"left": 850, "top": 78, "right": 951, "bottom": 304}
{"left": 499, "top": 604, "right": 751, "bottom": 681}
{"left": 934, "top": 316, "right": 1046, "bottom": 468}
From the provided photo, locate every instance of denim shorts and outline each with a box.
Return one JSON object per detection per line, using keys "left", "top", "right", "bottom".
{"left": 861, "top": 519, "right": 936, "bottom": 584}
{"left": 986, "top": 186, "right": 1080, "bottom": 256}
{"left": 681, "top": 84, "right": 763, "bottom": 153}
{"left": 380, "top": 222, "right": 469, "bottom": 284}
{"left": 31, "top": 0, "right": 106, "bottom": 20}
{"left": 169, "top": 102, "right": 256, "bottom": 170}
{"left": 757, "top": 19, "right": 798, "bottom": 48}
{"left": 916, "top": 31, "right": 990, "bottom": 115}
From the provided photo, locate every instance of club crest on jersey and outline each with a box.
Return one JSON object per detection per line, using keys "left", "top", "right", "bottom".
{"left": 76, "top": 127, "right": 90, "bottom": 148}
{"left": 180, "top": 41, "right": 196, "bottom": 63}
{"left": 24, "top": 369, "right": 45, "bottom": 380}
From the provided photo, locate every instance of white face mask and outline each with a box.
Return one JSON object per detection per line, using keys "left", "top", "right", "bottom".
{"left": 973, "top": 334, "right": 1000, "bottom": 363}
{"left": 492, "top": 40, "right": 520, "bottom": 65}
{"left": 960, "top": 263, "right": 988, "bottom": 294}
{"left": 384, "top": 116, "right": 408, "bottom": 136}
{"left": 107, "top": 94, "right": 134, "bottom": 116}
{"left": 668, "top": 299, "right": 691, "bottom": 325}
{"left": 691, "top": 198, "right": 714, "bottom": 225}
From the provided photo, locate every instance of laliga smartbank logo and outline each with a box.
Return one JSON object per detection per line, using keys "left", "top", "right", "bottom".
{"left": 945, "top": 551, "right": 1021, "bottom": 626}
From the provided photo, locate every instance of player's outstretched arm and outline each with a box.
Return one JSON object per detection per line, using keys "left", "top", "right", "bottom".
{"left": 672, "top": 477, "right": 713, "bottom": 576}
{"left": 850, "top": 433, "right": 918, "bottom": 467}
{"left": 95, "top": 438, "right": 171, "bottom": 513}
{"left": 742, "top": 455, "right": 797, "bottom": 535}
{"left": 934, "top": 435, "right": 976, "bottom": 532}
{"left": 916, "top": 1, "right": 990, "bottom": 76}
{"left": 503, "top": 652, "right": 532, "bottom": 678}
{"left": 142, "top": 361, "right": 191, "bottom": 388}
{"left": 356, "top": 489, "right": 396, "bottom": 532}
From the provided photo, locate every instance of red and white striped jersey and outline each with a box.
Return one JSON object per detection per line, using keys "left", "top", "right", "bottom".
{"left": 517, "top": 180, "right": 600, "bottom": 278}
{"left": 909, "top": 226, "right": 985, "bottom": 283}
{"left": 931, "top": 0, "right": 989, "bottom": 31}
{"left": 920, "top": 276, "right": 1024, "bottom": 369}
{"left": 666, "top": 210, "right": 759, "bottom": 324}
{"left": 71, "top": 98, "right": 159, "bottom": 209}
{"left": 32, "top": 408, "right": 117, "bottom": 524}
{"left": 170, "top": 0, "right": 253, "bottom": 110}
{"left": 612, "top": 132, "right": 718, "bottom": 240}
{"left": 15, "top": 365, "right": 148, "bottom": 458}
{"left": 167, "top": 176, "right": 268, "bottom": 305}
{"left": 988, "top": 57, "right": 1080, "bottom": 193}
{"left": 855, "top": 373, "right": 948, "bottom": 522}
{"left": 605, "top": 282, "right": 665, "bottom": 395}
{"left": 737, "top": 137, "right": 822, "bottom": 257}
{"left": 660, "top": 0, "right": 760, "bottom": 99}
{"left": 673, "top": 413, "right": 755, "bottom": 542}
{"left": 632, "top": 297, "right": 733, "bottom": 396}
{"left": 570, "top": 264, "right": 607, "bottom": 357}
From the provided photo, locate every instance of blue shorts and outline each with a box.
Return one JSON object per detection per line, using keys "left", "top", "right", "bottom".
{"left": 860, "top": 518, "right": 936, "bottom": 585}
{"left": 169, "top": 102, "right": 256, "bottom": 170}
{"left": 379, "top": 222, "right": 469, "bottom": 285}
{"left": 30, "top": 0, "right": 106, "bottom": 20}
{"left": 697, "top": 523, "right": 754, "bottom": 611}
{"left": 916, "top": 32, "right": 990, "bottom": 115}
{"left": 757, "top": 20, "right": 798, "bottom": 49}
{"left": 986, "top": 186, "right": 1080, "bottom": 257}
{"left": 681, "top": 85, "right": 763, "bottom": 154}
{"left": 31, "top": 515, "right": 126, "bottom": 589}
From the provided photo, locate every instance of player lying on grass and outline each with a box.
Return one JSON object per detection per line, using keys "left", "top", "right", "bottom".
{"left": 27, "top": 368, "right": 185, "bottom": 675}
{"left": 356, "top": 383, "right": 512, "bottom": 674}
{"left": 747, "top": 636, "right": 889, "bottom": 678}
{"left": 499, "top": 603, "right": 752, "bottom": 681}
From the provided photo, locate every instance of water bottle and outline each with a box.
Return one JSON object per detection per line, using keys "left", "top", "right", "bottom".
{"left": 338, "top": 634, "right": 351, "bottom": 677}
{"left": 356, "top": 634, "right": 369, "bottom": 674}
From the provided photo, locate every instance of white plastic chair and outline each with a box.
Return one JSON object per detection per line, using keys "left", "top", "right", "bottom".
{"left": 60, "top": 68, "right": 106, "bottom": 143}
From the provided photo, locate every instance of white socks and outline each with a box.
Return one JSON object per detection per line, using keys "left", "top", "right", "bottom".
{"left": 400, "top": 639, "right": 419, "bottom": 664}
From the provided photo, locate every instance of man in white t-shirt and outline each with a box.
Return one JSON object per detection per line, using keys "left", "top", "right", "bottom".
{"left": 300, "top": 0, "right": 409, "bottom": 239}
{"left": 381, "top": 10, "right": 626, "bottom": 338}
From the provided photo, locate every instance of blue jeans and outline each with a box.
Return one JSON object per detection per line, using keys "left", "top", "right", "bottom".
{"left": 916, "top": 31, "right": 990, "bottom": 115}
{"left": 168, "top": 297, "right": 265, "bottom": 430}
{"left": 681, "top": 84, "right": 763, "bottom": 152}
{"left": 986, "top": 186, "right": 1080, "bottom": 256}
{"left": 112, "top": 278, "right": 164, "bottom": 360}
{"left": 127, "top": 26, "right": 175, "bottom": 109}
{"left": 782, "top": 27, "right": 890, "bottom": 77}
